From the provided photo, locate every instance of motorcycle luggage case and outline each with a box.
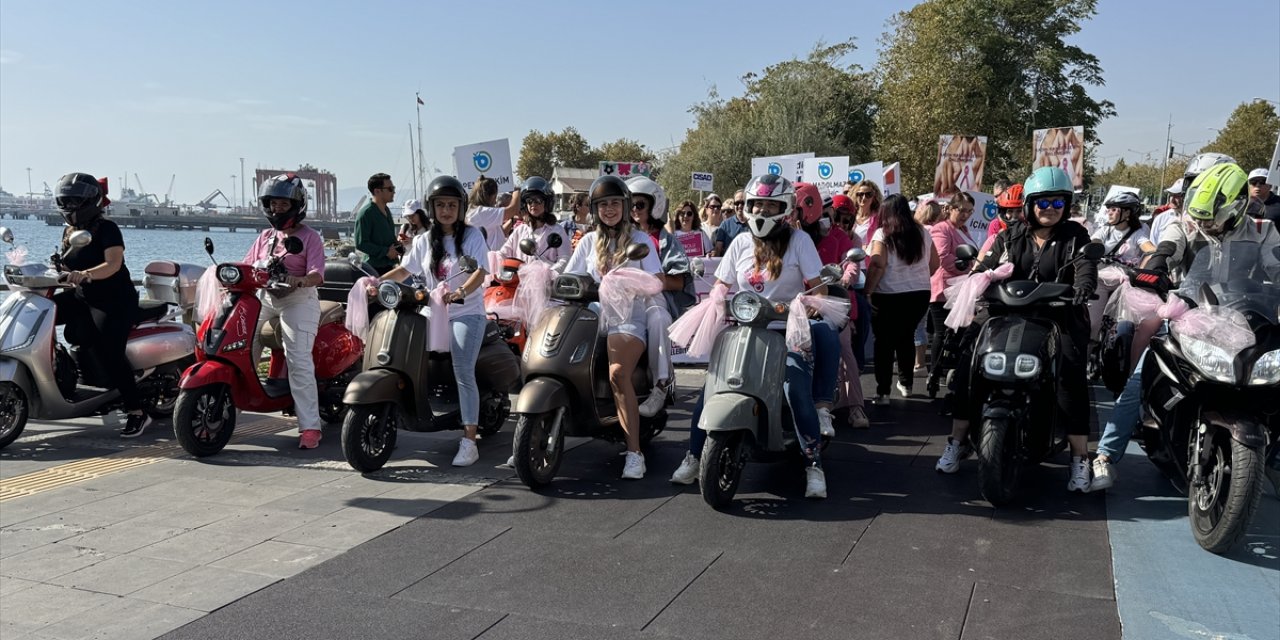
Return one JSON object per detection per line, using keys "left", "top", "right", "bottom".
{"left": 319, "top": 259, "right": 365, "bottom": 305}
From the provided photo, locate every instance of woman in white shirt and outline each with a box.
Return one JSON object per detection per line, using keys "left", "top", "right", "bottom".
{"left": 563, "top": 176, "right": 663, "bottom": 480}
{"left": 465, "top": 176, "right": 521, "bottom": 252}
{"left": 864, "top": 194, "right": 940, "bottom": 404}
{"left": 378, "top": 176, "right": 492, "bottom": 467}
{"left": 1088, "top": 191, "right": 1156, "bottom": 340}
{"left": 499, "top": 177, "right": 569, "bottom": 263}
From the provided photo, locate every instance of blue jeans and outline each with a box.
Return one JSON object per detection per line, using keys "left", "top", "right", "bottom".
{"left": 853, "top": 291, "right": 872, "bottom": 366}
{"left": 450, "top": 314, "right": 488, "bottom": 425}
{"left": 1096, "top": 350, "right": 1145, "bottom": 463}
{"left": 688, "top": 320, "right": 838, "bottom": 466}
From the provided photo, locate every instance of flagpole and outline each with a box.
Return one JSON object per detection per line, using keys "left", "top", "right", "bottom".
{"left": 416, "top": 93, "right": 426, "bottom": 199}
{"left": 408, "top": 123, "right": 418, "bottom": 200}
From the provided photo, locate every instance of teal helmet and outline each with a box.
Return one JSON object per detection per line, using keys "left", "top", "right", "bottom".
{"left": 1022, "top": 167, "right": 1074, "bottom": 227}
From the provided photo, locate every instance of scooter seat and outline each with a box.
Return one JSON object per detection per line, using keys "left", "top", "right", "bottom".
{"left": 261, "top": 301, "right": 346, "bottom": 351}
{"left": 134, "top": 300, "right": 169, "bottom": 325}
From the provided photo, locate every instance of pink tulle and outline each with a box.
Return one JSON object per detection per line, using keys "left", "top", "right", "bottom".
{"left": 1097, "top": 265, "right": 1127, "bottom": 289}
{"left": 1173, "top": 307, "right": 1254, "bottom": 352}
{"left": 487, "top": 251, "right": 503, "bottom": 280}
{"left": 943, "top": 262, "right": 1014, "bottom": 330}
{"left": 195, "top": 266, "right": 224, "bottom": 322}
{"left": 344, "top": 276, "right": 380, "bottom": 339}
{"left": 1157, "top": 296, "right": 1190, "bottom": 320}
{"left": 799, "top": 294, "right": 852, "bottom": 327}
{"left": 512, "top": 260, "right": 554, "bottom": 328}
{"left": 4, "top": 246, "right": 27, "bottom": 266}
{"left": 668, "top": 282, "right": 728, "bottom": 358}
{"left": 1104, "top": 280, "right": 1163, "bottom": 324}
{"left": 786, "top": 297, "right": 812, "bottom": 353}
{"left": 427, "top": 283, "right": 452, "bottom": 352}
{"left": 599, "top": 268, "right": 662, "bottom": 329}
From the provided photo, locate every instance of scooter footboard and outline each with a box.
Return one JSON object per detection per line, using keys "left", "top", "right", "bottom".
{"left": 698, "top": 393, "right": 760, "bottom": 442}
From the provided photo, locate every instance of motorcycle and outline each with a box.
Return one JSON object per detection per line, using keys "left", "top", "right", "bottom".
{"left": 927, "top": 244, "right": 980, "bottom": 402}
{"left": 695, "top": 265, "right": 850, "bottom": 508}
{"left": 1088, "top": 258, "right": 1142, "bottom": 396}
{"left": 0, "top": 227, "right": 199, "bottom": 448}
{"left": 340, "top": 255, "right": 523, "bottom": 472}
{"left": 172, "top": 236, "right": 364, "bottom": 457}
{"left": 1138, "top": 241, "right": 1280, "bottom": 553}
{"left": 510, "top": 243, "right": 668, "bottom": 488}
{"left": 484, "top": 233, "right": 564, "bottom": 356}
{"left": 965, "top": 241, "right": 1104, "bottom": 506}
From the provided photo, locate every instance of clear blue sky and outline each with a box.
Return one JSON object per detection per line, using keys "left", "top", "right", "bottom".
{"left": 1, "top": 0, "right": 1276, "bottom": 206}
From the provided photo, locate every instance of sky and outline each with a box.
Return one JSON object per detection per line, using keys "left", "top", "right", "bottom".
{"left": 1, "top": 0, "right": 1277, "bottom": 208}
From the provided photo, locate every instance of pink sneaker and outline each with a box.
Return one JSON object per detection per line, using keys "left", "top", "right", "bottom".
{"left": 298, "top": 429, "right": 322, "bottom": 449}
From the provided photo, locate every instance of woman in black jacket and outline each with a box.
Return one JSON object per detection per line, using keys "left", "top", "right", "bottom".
{"left": 933, "top": 167, "right": 1099, "bottom": 492}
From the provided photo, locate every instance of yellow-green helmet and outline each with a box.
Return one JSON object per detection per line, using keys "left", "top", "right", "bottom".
{"left": 1185, "top": 163, "right": 1248, "bottom": 237}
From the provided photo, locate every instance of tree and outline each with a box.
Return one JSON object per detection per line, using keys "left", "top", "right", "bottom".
{"left": 595, "top": 138, "right": 656, "bottom": 165}
{"left": 873, "top": 0, "right": 1115, "bottom": 196}
{"left": 1201, "top": 101, "right": 1280, "bottom": 171}
{"left": 516, "top": 127, "right": 599, "bottom": 181}
{"left": 1093, "top": 157, "right": 1171, "bottom": 204}
{"left": 658, "top": 40, "right": 878, "bottom": 204}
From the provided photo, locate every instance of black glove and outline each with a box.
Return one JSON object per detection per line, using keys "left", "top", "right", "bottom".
{"left": 1072, "top": 286, "right": 1094, "bottom": 306}
{"left": 1129, "top": 269, "right": 1170, "bottom": 295}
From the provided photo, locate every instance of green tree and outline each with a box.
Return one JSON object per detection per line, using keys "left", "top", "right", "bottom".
{"left": 594, "top": 138, "right": 656, "bottom": 165}
{"left": 874, "top": 0, "right": 1115, "bottom": 196}
{"left": 658, "top": 40, "right": 877, "bottom": 204}
{"left": 1092, "top": 157, "right": 1171, "bottom": 204}
{"left": 516, "top": 127, "right": 599, "bottom": 181}
{"left": 1201, "top": 101, "right": 1280, "bottom": 171}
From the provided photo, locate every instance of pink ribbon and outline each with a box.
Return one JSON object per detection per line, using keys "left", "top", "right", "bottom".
{"left": 427, "top": 283, "right": 452, "bottom": 352}
{"left": 943, "top": 262, "right": 1014, "bottom": 330}
{"left": 599, "top": 267, "right": 662, "bottom": 329}
{"left": 668, "top": 282, "right": 729, "bottom": 358}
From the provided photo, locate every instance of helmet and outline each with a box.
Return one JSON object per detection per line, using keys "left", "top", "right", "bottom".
{"left": 588, "top": 175, "right": 632, "bottom": 227}
{"left": 1104, "top": 191, "right": 1143, "bottom": 225}
{"left": 1022, "top": 167, "right": 1073, "bottom": 226}
{"left": 1183, "top": 152, "right": 1235, "bottom": 182}
{"left": 794, "top": 182, "right": 823, "bottom": 226}
{"left": 995, "top": 183, "right": 1024, "bottom": 209}
{"left": 625, "top": 176, "right": 668, "bottom": 222}
{"left": 520, "top": 176, "right": 556, "bottom": 222}
{"left": 1185, "top": 163, "right": 1247, "bottom": 238}
{"left": 742, "top": 174, "right": 795, "bottom": 238}
{"left": 830, "top": 194, "right": 854, "bottom": 216}
{"left": 258, "top": 174, "right": 308, "bottom": 230}
{"left": 55, "top": 172, "right": 106, "bottom": 228}
{"left": 425, "top": 175, "right": 467, "bottom": 218}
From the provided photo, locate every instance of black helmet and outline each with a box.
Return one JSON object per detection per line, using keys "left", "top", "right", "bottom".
{"left": 259, "top": 174, "right": 308, "bottom": 230}
{"left": 520, "top": 176, "right": 557, "bottom": 222}
{"left": 1104, "top": 191, "right": 1143, "bottom": 224}
{"left": 55, "top": 172, "right": 105, "bottom": 228}
{"left": 588, "top": 175, "right": 631, "bottom": 227}
{"left": 425, "top": 175, "right": 467, "bottom": 219}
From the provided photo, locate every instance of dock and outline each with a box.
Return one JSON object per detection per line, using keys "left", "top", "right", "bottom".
{"left": 33, "top": 212, "right": 353, "bottom": 237}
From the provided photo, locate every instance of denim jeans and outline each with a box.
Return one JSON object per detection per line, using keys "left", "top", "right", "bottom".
{"left": 688, "top": 320, "right": 836, "bottom": 466}
{"left": 1096, "top": 350, "right": 1145, "bottom": 463}
{"left": 853, "top": 290, "right": 872, "bottom": 366}
{"left": 450, "top": 314, "right": 488, "bottom": 425}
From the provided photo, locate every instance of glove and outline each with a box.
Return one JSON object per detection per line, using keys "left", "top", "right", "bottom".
{"left": 1072, "top": 286, "right": 1094, "bottom": 306}
{"left": 841, "top": 262, "right": 859, "bottom": 287}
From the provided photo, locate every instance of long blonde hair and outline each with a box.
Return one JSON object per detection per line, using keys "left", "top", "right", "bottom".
{"left": 594, "top": 217, "right": 637, "bottom": 274}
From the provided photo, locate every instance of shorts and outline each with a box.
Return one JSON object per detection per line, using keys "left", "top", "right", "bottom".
{"left": 591, "top": 299, "right": 648, "bottom": 342}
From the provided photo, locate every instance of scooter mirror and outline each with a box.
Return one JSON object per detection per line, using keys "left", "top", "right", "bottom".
{"left": 204, "top": 237, "right": 216, "bottom": 257}
{"left": 954, "top": 244, "right": 979, "bottom": 261}
{"left": 457, "top": 255, "right": 479, "bottom": 273}
{"left": 283, "top": 236, "right": 304, "bottom": 255}
{"left": 1080, "top": 241, "right": 1105, "bottom": 261}
{"left": 348, "top": 251, "right": 367, "bottom": 268}
{"left": 67, "top": 230, "right": 92, "bottom": 248}
{"left": 546, "top": 233, "right": 563, "bottom": 249}
{"left": 819, "top": 264, "right": 842, "bottom": 284}
{"left": 690, "top": 258, "right": 705, "bottom": 277}
{"left": 0, "top": 227, "right": 13, "bottom": 244}
{"left": 844, "top": 247, "right": 866, "bottom": 263}
{"left": 519, "top": 238, "right": 538, "bottom": 256}
{"left": 625, "top": 242, "right": 651, "bottom": 262}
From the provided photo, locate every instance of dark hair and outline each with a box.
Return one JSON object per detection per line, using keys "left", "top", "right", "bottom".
{"left": 668, "top": 199, "right": 700, "bottom": 233}
{"left": 879, "top": 194, "right": 925, "bottom": 265}
{"left": 993, "top": 178, "right": 1012, "bottom": 193}
{"left": 367, "top": 173, "right": 391, "bottom": 195}
{"left": 428, "top": 204, "right": 469, "bottom": 277}
{"left": 568, "top": 192, "right": 589, "bottom": 210}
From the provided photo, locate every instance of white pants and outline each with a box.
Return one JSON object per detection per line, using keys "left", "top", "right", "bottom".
{"left": 254, "top": 288, "right": 321, "bottom": 432}
{"left": 645, "top": 302, "right": 672, "bottom": 386}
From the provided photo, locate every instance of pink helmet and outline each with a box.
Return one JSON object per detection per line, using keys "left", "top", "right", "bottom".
{"left": 794, "top": 182, "right": 823, "bottom": 226}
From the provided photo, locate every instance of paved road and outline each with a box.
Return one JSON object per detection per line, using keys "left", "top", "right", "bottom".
{"left": 1, "top": 368, "right": 1276, "bottom": 640}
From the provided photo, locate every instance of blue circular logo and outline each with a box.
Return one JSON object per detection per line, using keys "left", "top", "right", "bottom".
{"left": 983, "top": 201, "right": 998, "bottom": 221}
{"left": 848, "top": 169, "right": 865, "bottom": 183}
{"left": 473, "top": 151, "right": 492, "bottom": 172}
{"left": 818, "top": 162, "right": 833, "bottom": 180}
{"left": 767, "top": 162, "right": 782, "bottom": 176}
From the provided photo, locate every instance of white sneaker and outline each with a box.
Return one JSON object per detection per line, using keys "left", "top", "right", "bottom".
{"left": 638, "top": 385, "right": 668, "bottom": 418}
{"left": 451, "top": 437, "right": 479, "bottom": 467}
{"left": 670, "top": 453, "right": 700, "bottom": 485}
{"left": 1067, "top": 456, "right": 1092, "bottom": 492}
{"left": 805, "top": 466, "right": 828, "bottom": 499}
{"left": 622, "top": 451, "right": 646, "bottom": 480}
{"left": 502, "top": 455, "right": 515, "bottom": 469}
{"left": 1089, "top": 458, "right": 1115, "bottom": 492}
{"left": 935, "top": 437, "right": 973, "bottom": 474}
{"left": 817, "top": 407, "right": 835, "bottom": 438}
{"left": 895, "top": 381, "right": 911, "bottom": 398}
{"left": 849, "top": 405, "right": 870, "bottom": 429}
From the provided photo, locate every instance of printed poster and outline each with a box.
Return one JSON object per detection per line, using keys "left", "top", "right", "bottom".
{"left": 453, "top": 138, "right": 514, "bottom": 192}
{"left": 1033, "top": 126, "right": 1086, "bottom": 191}
{"left": 801, "top": 156, "right": 850, "bottom": 196}
{"left": 933, "top": 135, "right": 987, "bottom": 198}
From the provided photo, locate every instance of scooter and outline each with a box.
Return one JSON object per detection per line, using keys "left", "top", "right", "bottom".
{"left": 0, "top": 227, "right": 199, "bottom": 449}
{"left": 172, "top": 236, "right": 364, "bottom": 457}
{"left": 340, "top": 256, "right": 523, "bottom": 472}
{"left": 696, "top": 265, "right": 850, "bottom": 508}
{"left": 510, "top": 243, "right": 668, "bottom": 488}
{"left": 484, "top": 234, "right": 564, "bottom": 356}
{"left": 927, "top": 244, "right": 979, "bottom": 402}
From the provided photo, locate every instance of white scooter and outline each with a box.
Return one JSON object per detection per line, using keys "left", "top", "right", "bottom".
{"left": 0, "top": 226, "right": 201, "bottom": 448}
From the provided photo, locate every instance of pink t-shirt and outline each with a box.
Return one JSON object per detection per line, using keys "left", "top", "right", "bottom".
{"left": 243, "top": 225, "right": 325, "bottom": 280}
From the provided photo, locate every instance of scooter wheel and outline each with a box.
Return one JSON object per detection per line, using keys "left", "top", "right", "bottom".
{"left": 699, "top": 431, "right": 747, "bottom": 510}
{"left": 513, "top": 410, "right": 565, "bottom": 489}
{"left": 1190, "top": 430, "right": 1264, "bottom": 554}
{"left": 0, "top": 382, "right": 29, "bottom": 449}
{"left": 341, "top": 403, "right": 397, "bottom": 473}
{"left": 173, "top": 384, "right": 237, "bottom": 457}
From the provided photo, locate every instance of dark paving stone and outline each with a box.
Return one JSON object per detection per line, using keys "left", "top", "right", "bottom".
{"left": 960, "top": 582, "right": 1120, "bottom": 640}
{"left": 646, "top": 555, "right": 973, "bottom": 640}
{"left": 845, "top": 512, "right": 1115, "bottom": 601}
{"left": 161, "top": 582, "right": 504, "bottom": 640}
{"left": 476, "top": 614, "right": 690, "bottom": 640}
{"left": 394, "top": 528, "right": 720, "bottom": 629}
{"left": 831, "top": 461, "right": 994, "bottom": 517}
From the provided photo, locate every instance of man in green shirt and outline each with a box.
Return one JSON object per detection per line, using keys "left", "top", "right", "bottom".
{"left": 354, "top": 172, "right": 402, "bottom": 274}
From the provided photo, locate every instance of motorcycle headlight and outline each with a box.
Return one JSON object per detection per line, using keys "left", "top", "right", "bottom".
{"left": 983, "top": 353, "right": 1007, "bottom": 376}
{"left": 1249, "top": 348, "right": 1280, "bottom": 385}
{"left": 730, "top": 292, "right": 763, "bottom": 323}
{"left": 216, "top": 265, "right": 241, "bottom": 285}
{"left": 1014, "top": 354, "right": 1041, "bottom": 378}
{"left": 1180, "top": 335, "right": 1236, "bottom": 383}
{"left": 377, "top": 281, "right": 402, "bottom": 309}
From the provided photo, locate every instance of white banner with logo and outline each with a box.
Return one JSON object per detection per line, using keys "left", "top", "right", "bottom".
{"left": 751, "top": 153, "right": 813, "bottom": 183}
{"left": 847, "top": 161, "right": 885, "bottom": 191}
{"left": 453, "top": 138, "right": 514, "bottom": 192}
{"left": 801, "top": 156, "right": 849, "bottom": 196}
{"left": 599, "top": 161, "right": 653, "bottom": 179}
{"left": 882, "top": 162, "right": 901, "bottom": 196}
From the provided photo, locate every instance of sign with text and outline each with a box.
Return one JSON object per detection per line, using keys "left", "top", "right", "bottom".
{"left": 453, "top": 138, "right": 514, "bottom": 192}
{"left": 848, "top": 161, "right": 885, "bottom": 191}
{"left": 690, "top": 172, "right": 714, "bottom": 192}
{"left": 1033, "top": 126, "right": 1086, "bottom": 191}
{"left": 801, "top": 156, "right": 849, "bottom": 196}
{"left": 751, "top": 153, "right": 813, "bottom": 183}
{"left": 934, "top": 135, "right": 987, "bottom": 198}
{"left": 599, "top": 161, "right": 652, "bottom": 179}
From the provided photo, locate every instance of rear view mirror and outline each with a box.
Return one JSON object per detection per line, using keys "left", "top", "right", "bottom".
{"left": 458, "top": 256, "right": 479, "bottom": 273}
{"left": 204, "top": 237, "right": 215, "bottom": 257}
{"left": 546, "top": 233, "right": 563, "bottom": 248}
{"left": 625, "top": 242, "right": 651, "bottom": 262}
{"left": 67, "top": 230, "right": 92, "bottom": 248}
{"left": 0, "top": 227, "right": 12, "bottom": 244}
{"left": 349, "top": 251, "right": 367, "bottom": 268}
{"left": 690, "top": 258, "right": 705, "bottom": 277}
{"left": 844, "top": 247, "right": 866, "bottom": 263}
{"left": 819, "top": 264, "right": 842, "bottom": 284}
{"left": 283, "top": 236, "right": 304, "bottom": 255}
{"left": 955, "top": 244, "right": 979, "bottom": 261}
{"left": 1081, "top": 241, "right": 1105, "bottom": 261}
{"left": 519, "top": 238, "right": 538, "bottom": 256}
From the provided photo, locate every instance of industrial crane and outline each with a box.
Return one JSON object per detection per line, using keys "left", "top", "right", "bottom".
{"left": 164, "top": 174, "right": 176, "bottom": 206}
{"left": 196, "top": 189, "right": 231, "bottom": 210}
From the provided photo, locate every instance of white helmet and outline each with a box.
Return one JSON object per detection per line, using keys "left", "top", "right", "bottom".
{"left": 743, "top": 174, "right": 796, "bottom": 239}
{"left": 1183, "top": 152, "right": 1235, "bottom": 181}
{"left": 625, "top": 176, "right": 668, "bottom": 223}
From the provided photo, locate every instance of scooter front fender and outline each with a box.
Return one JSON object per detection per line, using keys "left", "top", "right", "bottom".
{"left": 0, "top": 358, "right": 33, "bottom": 402}
{"left": 343, "top": 369, "right": 409, "bottom": 407}
{"left": 514, "top": 377, "right": 570, "bottom": 415}
{"left": 699, "top": 393, "right": 760, "bottom": 441}
{"left": 178, "top": 359, "right": 240, "bottom": 390}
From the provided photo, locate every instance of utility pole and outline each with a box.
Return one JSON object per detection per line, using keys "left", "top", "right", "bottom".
{"left": 416, "top": 92, "right": 426, "bottom": 199}
{"left": 231, "top": 175, "right": 237, "bottom": 213}
{"left": 240, "top": 157, "right": 246, "bottom": 209}
{"left": 1160, "top": 114, "right": 1172, "bottom": 195}
{"left": 25, "top": 167, "right": 32, "bottom": 198}
{"left": 408, "top": 123, "right": 419, "bottom": 199}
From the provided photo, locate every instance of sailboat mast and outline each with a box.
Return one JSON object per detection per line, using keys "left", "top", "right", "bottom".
{"left": 408, "top": 123, "right": 418, "bottom": 199}
{"left": 416, "top": 92, "right": 426, "bottom": 199}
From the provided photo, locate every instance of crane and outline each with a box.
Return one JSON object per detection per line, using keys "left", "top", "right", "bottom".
{"left": 41, "top": 182, "right": 52, "bottom": 197}
{"left": 196, "top": 189, "right": 230, "bottom": 210}
{"left": 164, "top": 174, "right": 176, "bottom": 206}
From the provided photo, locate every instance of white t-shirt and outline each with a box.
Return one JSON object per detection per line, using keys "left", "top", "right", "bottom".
{"left": 564, "top": 229, "right": 662, "bottom": 280}
{"left": 466, "top": 205, "right": 507, "bottom": 252}
{"left": 401, "top": 226, "right": 489, "bottom": 318}
{"left": 1151, "top": 211, "right": 1179, "bottom": 246}
{"left": 1091, "top": 223, "right": 1151, "bottom": 263}
{"left": 715, "top": 229, "right": 822, "bottom": 302}
{"left": 870, "top": 225, "right": 932, "bottom": 293}
{"left": 500, "top": 222, "right": 570, "bottom": 263}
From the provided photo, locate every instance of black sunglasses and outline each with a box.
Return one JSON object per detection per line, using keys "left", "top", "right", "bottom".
{"left": 379, "top": 186, "right": 396, "bottom": 193}
{"left": 1250, "top": 179, "right": 1268, "bottom": 186}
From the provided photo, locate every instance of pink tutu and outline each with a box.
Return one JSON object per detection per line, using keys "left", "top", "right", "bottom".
{"left": 599, "top": 268, "right": 662, "bottom": 329}
{"left": 344, "top": 275, "right": 381, "bottom": 339}
{"left": 4, "top": 246, "right": 27, "bottom": 267}
{"left": 669, "top": 283, "right": 729, "bottom": 358}
{"left": 513, "top": 260, "right": 555, "bottom": 328}
{"left": 943, "top": 263, "right": 1014, "bottom": 330}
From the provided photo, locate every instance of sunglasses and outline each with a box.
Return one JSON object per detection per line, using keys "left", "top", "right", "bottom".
{"left": 707, "top": 204, "right": 722, "bottom": 209}
{"left": 732, "top": 201, "right": 744, "bottom": 207}
{"left": 632, "top": 202, "right": 649, "bottom": 210}
{"left": 854, "top": 192, "right": 873, "bottom": 199}
{"left": 1035, "top": 199, "right": 1066, "bottom": 210}
{"left": 379, "top": 186, "right": 396, "bottom": 193}
{"left": 1250, "top": 179, "right": 1268, "bottom": 186}
{"left": 679, "top": 211, "right": 696, "bottom": 217}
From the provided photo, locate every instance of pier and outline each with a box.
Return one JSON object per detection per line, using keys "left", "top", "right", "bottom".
{"left": 34, "top": 212, "right": 354, "bottom": 237}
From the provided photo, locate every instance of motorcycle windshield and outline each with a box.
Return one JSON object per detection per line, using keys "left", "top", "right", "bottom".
{"left": 1177, "top": 239, "right": 1280, "bottom": 326}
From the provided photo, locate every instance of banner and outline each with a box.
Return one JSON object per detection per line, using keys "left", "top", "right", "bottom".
{"left": 1268, "top": 131, "right": 1280, "bottom": 189}
{"left": 934, "top": 135, "right": 987, "bottom": 198}
{"left": 751, "top": 153, "right": 813, "bottom": 183}
{"left": 848, "top": 161, "right": 885, "bottom": 191}
{"left": 882, "top": 162, "right": 901, "bottom": 196}
{"left": 690, "top": 172, "right": 714, "bottom": 192}
{"left": 599, "top": 161, "right": 652, "bottom": 179}
{"left": 453, "top": 138, "right": 514, "bottom": 192}
{"left": 1033, "top": 126, "right": 1086, "bottom": 191}
{"left": 801, "top": 156, "right": 850, "bottom": 196}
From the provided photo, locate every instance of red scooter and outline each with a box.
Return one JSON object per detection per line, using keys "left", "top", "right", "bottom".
{"left": 483, "top": 234, "right": 563, "bottom": 356}
{"left": 172, "top": 237, "right": 364, "bottom": 457}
